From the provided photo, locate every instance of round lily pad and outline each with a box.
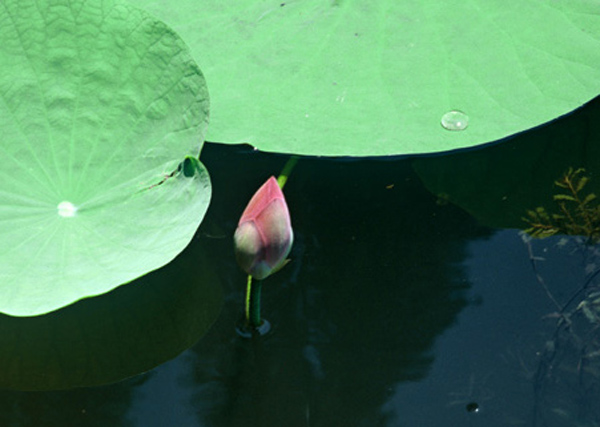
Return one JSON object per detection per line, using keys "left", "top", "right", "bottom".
{"left": 0, "top": 0, "right": 210, "bottom": 316}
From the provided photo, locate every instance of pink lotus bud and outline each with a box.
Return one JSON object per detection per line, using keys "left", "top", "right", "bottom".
{"left": 234, "top": 176, "right": 293, "bottom": 280}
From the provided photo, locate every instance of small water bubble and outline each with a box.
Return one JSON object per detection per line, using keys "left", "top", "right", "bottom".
{"left": 441, "top": 110, "right": 469, "bottom": 131}
{"left": 466, "top": 402, "right": 480, "bottom": 413}
{"left": 57, "top": 201, "right": 77, "bottom": 218}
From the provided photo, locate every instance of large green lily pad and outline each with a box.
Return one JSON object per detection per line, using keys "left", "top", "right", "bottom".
{"left": 128, "top": 0, "right": 600, "bottom": 156}
{"left": 0, "top": 0, "right": 210, "bottom": 316}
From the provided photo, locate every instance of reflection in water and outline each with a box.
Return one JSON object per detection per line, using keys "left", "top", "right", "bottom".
{"left": 447, "top": 372, "right": 494, "bottom": 410}
{"left": 525, "top": 235, "right": 600, "bottom": 426}
{"left": 128, "top": 351, "right": 198, "bottom": 426}
{"left": 383, "top": 230, "right": 546, "bottom": 427}
{"left": 0, "top": 375, "right": 145, "bottom": 427}
{"left": 0, "top": 236, "right": 223, "bottom": 425}
{"left": 0, "top": 239, "right": 222, "bottom": 391}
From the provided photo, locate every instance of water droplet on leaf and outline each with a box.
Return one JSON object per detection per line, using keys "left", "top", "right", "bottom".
{"left": 441, "top": 110, "right": 469, "bottom": 131}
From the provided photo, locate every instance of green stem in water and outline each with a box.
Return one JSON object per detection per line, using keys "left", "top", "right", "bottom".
{"left": 277, "top": 156, "right": 299, "bottom": 190}
{"left": 245, "top": 275, "right": 263, "bottom": 328}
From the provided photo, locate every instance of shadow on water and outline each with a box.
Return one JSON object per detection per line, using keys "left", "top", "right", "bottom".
{"left": 1, "top": 97, "right": 600, "bottom": 426}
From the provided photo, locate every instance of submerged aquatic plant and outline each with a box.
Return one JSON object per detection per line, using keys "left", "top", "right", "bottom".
{"left": 521, "top": 169, "right": 600, "bottom": 424}
{"left": 521, "top": 168, "right": 600, "bottom": 424}
{"left": 522, "top": 232, "right": 600, "bottom": 425}
{"left": 523, "top": 168, "right": 600, "bottom": 243}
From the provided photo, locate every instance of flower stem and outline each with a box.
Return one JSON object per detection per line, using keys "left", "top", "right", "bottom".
{"left": 277, "top": 156, "right": 299, "bottom": 190}
{"left": 245, "top": 275, "right": 263, "bottom": 328}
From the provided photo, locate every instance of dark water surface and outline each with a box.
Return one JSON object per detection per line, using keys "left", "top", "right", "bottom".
{"left": 2, "top": 98, "right": 600, "bottom": 426}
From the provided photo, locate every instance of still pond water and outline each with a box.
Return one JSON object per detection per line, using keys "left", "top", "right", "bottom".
{"left": 2, "top": 98, "right": 600, "bottom": 427}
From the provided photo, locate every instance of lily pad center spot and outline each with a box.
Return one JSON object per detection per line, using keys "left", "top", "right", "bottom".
{"left": 57, "top": 201, "right": 78, "bottom": 218}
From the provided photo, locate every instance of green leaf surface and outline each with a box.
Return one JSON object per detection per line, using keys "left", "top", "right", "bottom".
{"left": 0, "top": 0, "right": 210, "bottom": 316}
{"left": 128, "top": 0, "right": 600, "bottom": 156}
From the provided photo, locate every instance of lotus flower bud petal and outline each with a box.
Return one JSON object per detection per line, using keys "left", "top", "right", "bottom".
{"left": 234, "top": 176, "right": 293, "bottom": 280}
